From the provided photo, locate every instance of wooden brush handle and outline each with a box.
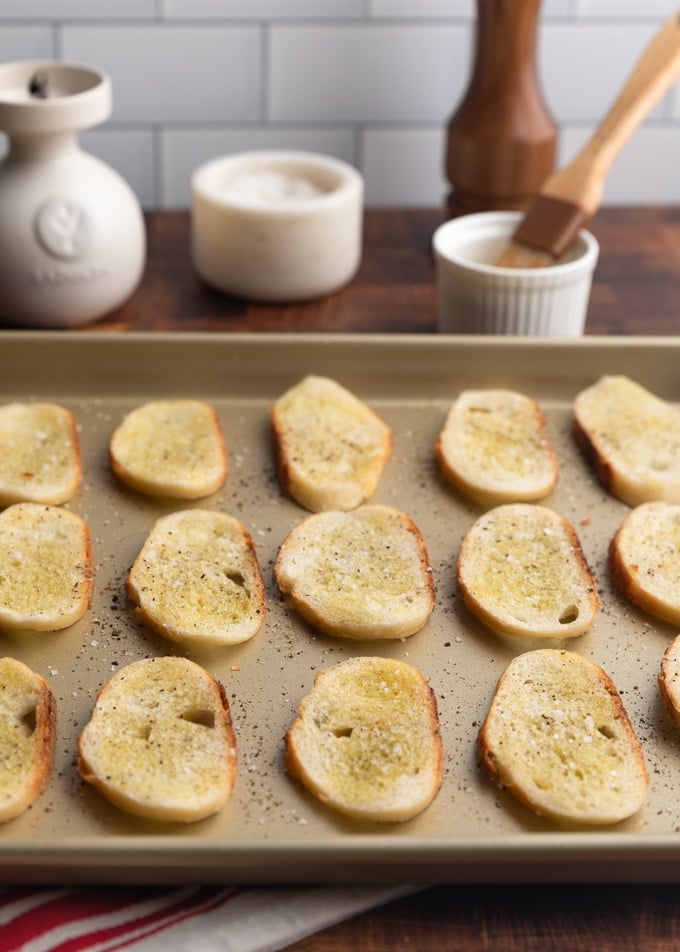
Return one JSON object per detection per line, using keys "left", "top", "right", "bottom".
{"left": 543, "top": 10, "right": 680, "bottom": 215}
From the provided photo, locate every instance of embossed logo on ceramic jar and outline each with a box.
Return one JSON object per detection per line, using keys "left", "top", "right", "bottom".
{"left": 35, "top": 198, "right": 93, "bottom": 260}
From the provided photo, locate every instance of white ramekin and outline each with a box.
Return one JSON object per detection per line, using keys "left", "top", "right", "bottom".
{"left": 432, "top": 211, "right": 599, "bottom": 336}
{"left": 191, "top": 150, "right": 364, "bottom": 302}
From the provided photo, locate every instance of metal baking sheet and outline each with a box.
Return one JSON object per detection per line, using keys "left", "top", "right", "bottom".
{"left": 2, "top": 331, "right": 680, "bottom": 885}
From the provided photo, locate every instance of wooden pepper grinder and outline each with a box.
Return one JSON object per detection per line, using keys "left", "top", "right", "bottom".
{"left": 445, "top": 0, "right": 557, "bottom": 214}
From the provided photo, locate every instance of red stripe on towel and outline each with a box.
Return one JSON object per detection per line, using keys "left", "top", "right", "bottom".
{"left": 0, "top": 886, "right": 243, "bottom": 952}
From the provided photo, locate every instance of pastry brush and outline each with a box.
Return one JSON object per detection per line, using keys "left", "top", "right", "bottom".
{"left": 496, "top": 10, "right": 680, "bottom": 268}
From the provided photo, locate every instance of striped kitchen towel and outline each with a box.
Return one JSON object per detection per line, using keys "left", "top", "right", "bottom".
{"left": 0, "top": 884, "right": 417, "bottom": 952}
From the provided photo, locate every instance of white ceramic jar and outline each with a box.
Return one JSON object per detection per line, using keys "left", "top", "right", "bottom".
{"left": 0, "top": 60, "right": 146, "bottom": 328}
{"left": 432, "top": 211, "right": 599, "bottom": 336}
{"left": 191, "top": 150, "right": 364, "bottom": 302}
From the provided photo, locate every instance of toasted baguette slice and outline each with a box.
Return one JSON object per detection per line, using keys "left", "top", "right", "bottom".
{"left": 110, "top": 399, "right": 227, "bottom": 499}
{"left": 271, "top": 375, "right": 392, "bottom": 512}
{"left": 285, "top": 656, "right": 442, "bottom": 822}
{"left": 126, "top": 509, "right": 265, "bottom": 646}
{"left": 274, "top": 505, "right": 435, "bottom": 640}
{"left": 478, "top": 649, "right": 649, "bottom": 825}
{"left": 573, "top": 375, "right": 680, "bottom": 506}
{"left": 658, "top": 635, "right": 680, "bottom": 727}
{"left": 435, "top": 389, "right": 558, "bottom": 505}
{"left": 77, "top": 657, "right": 237, "bottom": 823}
{"left": 0, "top": 657, "right": 56, "bottom": 823}
{"left": 0, "top": 503, "right": 93, "bottom": 631}
{"left": 456, "top": 503, "right": 599, "bottom": 639}
{"left": 610, "top": 501, "right": 680, "bottom": 625}
{"left": 0, "top": 402, "right": 81, "bottom": 506}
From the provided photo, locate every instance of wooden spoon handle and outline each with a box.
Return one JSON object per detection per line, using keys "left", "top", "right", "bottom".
{"left": 543, "top": 10, "right": 680, "bottom": 215}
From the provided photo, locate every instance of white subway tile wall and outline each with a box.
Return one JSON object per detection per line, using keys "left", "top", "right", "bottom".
{"left": 0, "top": 1, "right": 678, "bottom": 208}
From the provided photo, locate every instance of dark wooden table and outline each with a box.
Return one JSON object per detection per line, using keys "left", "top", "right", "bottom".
{"left": 94, "top": 206, "right": 680, "bottom": 951}
{"left": 93, "top": 205, "right": 680, "bottom": 337}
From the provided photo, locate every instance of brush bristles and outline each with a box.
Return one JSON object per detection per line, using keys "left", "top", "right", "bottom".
{"left": 496, "top": 195, "right": 591, "bottom": 269}
{"left": 495, "top": 244, "right": 557, "bottom": 269}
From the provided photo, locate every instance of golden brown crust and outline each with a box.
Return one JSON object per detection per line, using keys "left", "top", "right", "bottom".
{"left": 435, "top": 390, "right": 558, "bottom": 506}
{"left": 477, "top": 650, "right": 648, "bottom": 825}
{"left": 0, "top": 402, "right": 82, "bottom": 506}
{"left": 0, "top": 658, "right": 57, "bottom": 823}
{"left": 77, "top": 657, "right": 237, "bottom": 823}
{"left": 609, "top": 523, "right": 646, "bottom": 613}
{"left": 110, "top": 399, "right": 227, "bottom": 500}
{"left": 271, "top": 375, "right": 392, "bottom": 512}
{"left": 31, "top": 677, "right": 57, "bottom": 810}
{"left": 609, "top": 502, "right": 680, "bottom": 626}
{"left": 270, "top": 416, "right": 296, "bottom": 505}
{"left": 274, "top": 505, "right": 435, "bottom": 640}
{"left": 284, "top": 677, "right": 444, "bottom": 801}
{"left": 126, "top": 509, "right": 266, "bottom": 646}
{"left": 285, "top": 657, "right": 443, "bottom": 822}
{"left": 61, "top": 407, "right": 83, "bottom": 501}
{"left": 0, "top": 504, "right": 93, "bottom": 632}
{"left": 456, "top": 504, "right": 599, "bottom": 639}
{"left": 573, "top": 376, "right": 680, "bottom": 506}
{"left": 572, "top": 414, "right": 617, "bottom": 496}
{"left": 659, "top": 636, "right": 680, "bottom": 728}
{"left": 73, "top": 517, "right": 95, "bottom": 626}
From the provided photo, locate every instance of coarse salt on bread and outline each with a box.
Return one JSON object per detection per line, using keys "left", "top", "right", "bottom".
{"left": 274, "top": 504, "right": 435, "bottom": 640}
{"left": 434, "top": 388, "right": 558, "bottom": 505}
{"left": 456, "top": 503, "right": 599, "bottom": 639}
{"left": 271, "top": 375, "right": 392, "bottom": 512}
{"left": 77, "top": 656, "right": 237, "bottom": 823}
{"left": 0, "top": 402, "right": 81, "bottom": 506}
{"left": 0, "top": 503, "right": 93, "bottom": 631}
{"left": 478, "top": 648, "right": 649, "bottom": 826}
{"left": 0, "top": 657, "right": 56, "bottom": 823}
{"left": 110, "top": 399, "right": 227, "bottom": 499}
{"left": 126, "top": 509, "right": 265, "bottom": 646}
{"left": 285, "top": 656, "right": 442, "bottom": 822}
{"left": 610, "top": 501, "right": 680, "bottom": 625}
{"left": 573, "top": 375, "right": 680, "bottom": 506}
